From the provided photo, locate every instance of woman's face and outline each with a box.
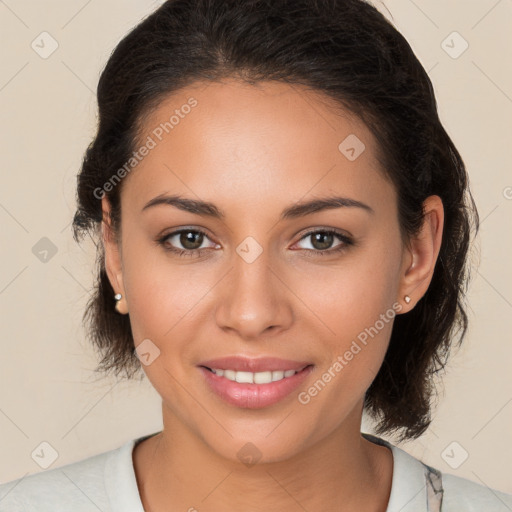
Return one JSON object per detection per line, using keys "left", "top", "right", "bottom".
{"left": 104, "top": 78, "right": 414, "bottom": 463}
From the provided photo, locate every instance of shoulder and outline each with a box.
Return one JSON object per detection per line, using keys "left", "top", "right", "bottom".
{"left": 394, "top": 444, "right": 512, "bottom": 511}
{"left": 362, "top": 433, "right": 512, "bottom": 512}
{"left": 440, "top": 471, "right": 512, "bottom": 512}
{"left": 0, "top": 442, "right": 124, "bottom": 512}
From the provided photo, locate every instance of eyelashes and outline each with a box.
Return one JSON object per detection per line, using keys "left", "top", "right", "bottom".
{"left": 297, "top": 229, "right": 354, "bottom": 255}
{"left": 156, "top": 229, "right": 218, "bottom": 258}
{"left": 156, "top": 227, "right": 354, "bottom": 259}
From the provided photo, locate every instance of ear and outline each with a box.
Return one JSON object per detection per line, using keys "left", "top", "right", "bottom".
{"left": 397, "top": 195, "right": 444, "bottom": 312}
{"left": 102, "top": 196, "right": 128, "bottom": 314}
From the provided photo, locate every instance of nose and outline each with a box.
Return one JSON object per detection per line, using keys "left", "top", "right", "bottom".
{"left": 214, "top": 248, "right": 294, "bottom": 340}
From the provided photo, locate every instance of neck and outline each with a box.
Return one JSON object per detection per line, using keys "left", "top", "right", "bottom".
{"left": 133, "top": 403, "right": 393, "bottom": 512}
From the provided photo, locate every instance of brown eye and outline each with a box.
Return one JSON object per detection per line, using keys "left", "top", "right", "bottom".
{"left": 309, "top": 232, "right": 335, "bottom": 250}
{"left": 157, "top": 228, "right": 218, "bottom": 257}
{"left": 177, "top": 230, "right": 205, "bottom": 250}
{"left": 295, "top": 229, "right": 354, "bottom": 256}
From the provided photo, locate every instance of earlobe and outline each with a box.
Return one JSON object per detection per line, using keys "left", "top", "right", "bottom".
{"left": 398, "top": 195, "right": 444, "bottom": 311}
{"left": 101, "top": 197, "right": 129, "bottom": 315}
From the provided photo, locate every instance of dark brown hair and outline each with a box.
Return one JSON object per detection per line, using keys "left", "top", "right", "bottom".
{"left": 72, "top": 0, "right": 478, "bottom": 442}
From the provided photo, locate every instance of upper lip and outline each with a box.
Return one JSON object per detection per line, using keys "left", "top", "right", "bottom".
{"left": 198, "top": 356, "right": 312, "bottom": 373}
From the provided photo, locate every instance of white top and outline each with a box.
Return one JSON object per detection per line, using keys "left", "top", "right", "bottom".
{"left": 1, "top": 432, "right": 511, "bottom": 511}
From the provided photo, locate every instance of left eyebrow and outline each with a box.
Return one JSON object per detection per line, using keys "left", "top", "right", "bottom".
{"left": 141, "top": 194, "right": 374, "bottom": 219}
{"left": 280, "top": 196, "right": 374, "bottom": 219}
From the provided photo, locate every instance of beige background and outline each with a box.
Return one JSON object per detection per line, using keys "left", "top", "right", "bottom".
{"left": 1, "top": 0, "right": 511, "bottom": 495}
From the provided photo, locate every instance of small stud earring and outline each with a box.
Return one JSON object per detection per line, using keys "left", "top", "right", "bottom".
{"left": 404, "top": 295, "right": 411, "bottom": 304}
{"left": 114, "top": 293, "right": 127, "bottom": 314}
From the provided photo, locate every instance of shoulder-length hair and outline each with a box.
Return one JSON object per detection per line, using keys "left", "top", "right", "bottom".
{"left": 73, "top": 0, "right": 478, "bottom": 442}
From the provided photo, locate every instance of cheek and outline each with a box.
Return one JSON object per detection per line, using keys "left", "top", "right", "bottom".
{"left": 121, "top": 240, "right": 220, "bottom": 345}
{"left": 293, "top": 243, "right": 402, "bottom": 341}
{"left": 291, "top": 239, "right": 402, "bottom": 401}
{"left": 295, "top": 263, "right": 399, "bottom": 430}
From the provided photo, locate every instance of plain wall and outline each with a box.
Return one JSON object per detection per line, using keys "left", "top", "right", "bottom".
{"left": 1, "top": 0, "right": 511, "bottom": 494}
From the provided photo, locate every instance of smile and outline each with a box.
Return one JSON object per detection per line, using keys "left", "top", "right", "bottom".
{"left": 206, "top": 367, "right": 308, "bottom": 384}
{"left": 199, "top": 365, "right": 314, "bottom": 409}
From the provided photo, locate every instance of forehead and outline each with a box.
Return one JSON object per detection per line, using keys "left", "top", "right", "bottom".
{"left": 124, "top": 78, "right": 394, "bottom": 216}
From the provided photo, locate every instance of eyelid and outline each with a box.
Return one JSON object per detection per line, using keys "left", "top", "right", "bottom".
{"left": 157, "top": 225, "right": 215, "bottom": 241}
{"left": 157, "top": 226, "right": 219, "bottom": 248}
{"left": 157, "top": 225, "right": 352, "bottom": 244}
{"left": 157, "top": 225, "right": 354, "bottom": 258}
{"left": 296, "top": 226, "right": 353, "bottom": 242}
{"left": 292, "top": 227, "right": 354, "bottom": 252}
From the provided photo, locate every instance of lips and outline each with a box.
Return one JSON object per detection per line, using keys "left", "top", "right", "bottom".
{"left": 199, "top": 364, "right": 314, "bottom": 408}
{"left": 198, "top": 356, "right": 312, "bottom": 373}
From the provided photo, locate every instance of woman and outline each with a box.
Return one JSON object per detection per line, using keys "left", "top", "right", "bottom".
{"left": 1, "top": 0, "right": 511, "bottom": 510}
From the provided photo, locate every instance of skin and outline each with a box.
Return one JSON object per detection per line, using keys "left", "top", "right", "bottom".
{"left": 102, "top": 78, "right": 444, "bottom": 511}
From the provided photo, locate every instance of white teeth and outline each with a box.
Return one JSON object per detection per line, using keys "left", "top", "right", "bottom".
{"left": 235, "top": 371, "right": 254, "bottom": 384}
{"left": 210, "top": 368, "right": 300, "bottom": 383}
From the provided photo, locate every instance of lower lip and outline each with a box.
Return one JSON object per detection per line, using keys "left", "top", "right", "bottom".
{"left": 199, "top": 365, "right": 314, "bottom": 409}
